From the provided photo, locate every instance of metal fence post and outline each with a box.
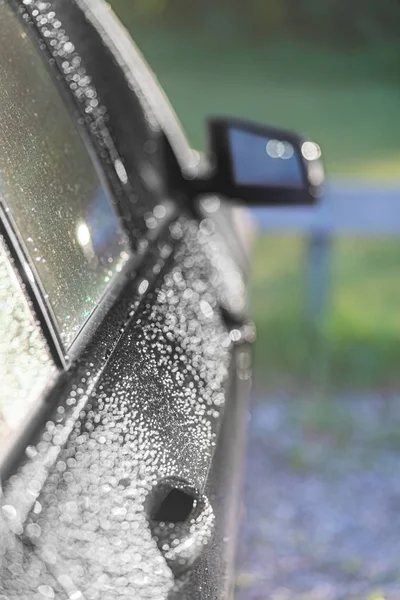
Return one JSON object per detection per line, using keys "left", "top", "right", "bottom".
{"left": 305, "top": 229, "right": 332, "bottom": 324}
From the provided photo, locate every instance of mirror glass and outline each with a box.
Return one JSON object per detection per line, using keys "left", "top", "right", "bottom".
{"left": 229, "top": 128, "right": 304, "bottom": 189}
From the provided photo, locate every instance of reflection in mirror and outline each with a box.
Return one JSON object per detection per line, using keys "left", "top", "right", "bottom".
{"left": 229, "top": 128, "right": 304, "bottom": 189}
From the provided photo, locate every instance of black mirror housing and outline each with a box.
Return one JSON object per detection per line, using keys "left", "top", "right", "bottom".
{"left": 203, "top": 117, "right": 324, "bottom": 206}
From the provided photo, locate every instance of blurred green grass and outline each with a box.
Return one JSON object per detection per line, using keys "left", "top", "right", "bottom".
{"left": 251, "top": 235, "right": 400, "bottom": 390}
{"left": 125, "top": 25, "right": 400, "bottom": 179}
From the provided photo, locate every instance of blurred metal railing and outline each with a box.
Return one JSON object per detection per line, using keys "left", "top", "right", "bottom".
{"left": 251, "top": 179, "right": 400, "bottom": 320}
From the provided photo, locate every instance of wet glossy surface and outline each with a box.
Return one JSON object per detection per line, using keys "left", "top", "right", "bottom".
{"left": 0, "top": 1, "right": 250, "bottom": 597}
{"left": 0, "top": 3, "right": 130, "bottom": 348}
{"left": 0, "top": 222, "right": 235, "bottom": 599}
{"left": 0, "top": 237, "right": 54, "bottom": 456}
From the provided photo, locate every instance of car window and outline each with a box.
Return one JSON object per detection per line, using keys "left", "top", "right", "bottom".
{"left": 0, "top": 4, "right": 131, "bottom": 349}
{"left": 0, "top": 237, "right": 54, "bottom": 458}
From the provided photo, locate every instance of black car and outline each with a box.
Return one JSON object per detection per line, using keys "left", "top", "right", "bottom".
{"left": 0, "top": 1, "right": 323, "bottom": 597}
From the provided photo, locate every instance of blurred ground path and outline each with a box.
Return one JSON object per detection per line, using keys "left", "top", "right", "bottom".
{"left": 251, "top": 179, "right": 400, "bottom": 235}
{"left": 235, "top": 393, "right": 400, "bottom": 600}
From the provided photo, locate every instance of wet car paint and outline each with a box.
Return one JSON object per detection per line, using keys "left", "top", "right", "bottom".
{"left": 0, "top": 221, "right": 250, "bottom": 599}
{"left": 0, "top": 1, "right": 252, "bottom": 597}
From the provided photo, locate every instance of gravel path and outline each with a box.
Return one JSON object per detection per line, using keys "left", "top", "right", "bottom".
{"left": 236, "top": 392, "right": 400, "bottom": 600}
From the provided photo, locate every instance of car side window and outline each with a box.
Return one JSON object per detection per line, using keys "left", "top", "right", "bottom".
{"left": 0, "top": 4, "right": 131, "bottom": 349}
{"left": 0, "top": 237, "right": 55, "bottom": 459}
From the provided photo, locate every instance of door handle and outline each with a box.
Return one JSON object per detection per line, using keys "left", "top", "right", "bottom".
{"left": 146, "top": 478, "right": 214, "bottom": 577}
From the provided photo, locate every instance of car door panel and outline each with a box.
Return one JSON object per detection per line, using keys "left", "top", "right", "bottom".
{"left": 173, "top": 344, "right": 252, "bottom": 600}
{"left": 0, "top": 217, "right": 246, "bottom": 598}
{"left": 0, "top": 2, "right": 250, "bottom": 597}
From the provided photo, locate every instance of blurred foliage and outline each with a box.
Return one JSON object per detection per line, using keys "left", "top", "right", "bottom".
{"left": 111, "top": 0, "right": 400, "bottom": 49}
{"left": 107, "top": 15, "right": 400, "bottom": 176}
{"left": 251, "top": 234, "right": 400, "bottom": 392}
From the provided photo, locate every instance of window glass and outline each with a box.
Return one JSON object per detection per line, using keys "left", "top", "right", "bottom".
{"left": 0, "top": 4, "right": 131, "bottom": 348}
{"left": 0, "top": 237, "right": 54, "bottom": 454}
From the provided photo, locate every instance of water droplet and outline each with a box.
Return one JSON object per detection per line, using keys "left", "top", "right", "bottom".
{"left": 38, "top": 585, "right": 55, "bottom": 598}
{"left": 1, "top": 505, "right": 17, "bottom": 520}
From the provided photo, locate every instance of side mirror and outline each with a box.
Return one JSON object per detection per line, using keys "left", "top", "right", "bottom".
{"left": 201, "top": 117, "right": 325, "bottom": 206}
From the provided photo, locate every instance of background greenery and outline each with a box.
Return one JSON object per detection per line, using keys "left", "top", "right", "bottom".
{"left": 251, "top": 235, "right": 400, "bottom": 392}
{"left": 110, "top": 0, "right": 400, "bottom": 49}
{"left": 110, "top": 1, "right": 400, "bottom": 391}
{"left": 111, "top": 0, "right": 400, "bottom": 178}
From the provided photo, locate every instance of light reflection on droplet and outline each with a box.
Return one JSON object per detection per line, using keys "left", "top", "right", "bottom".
{"left": 37, "top": 585, "right": 55, "bottom": 598}
{"left": 76, "top": 222, "right": 91, "bottom": 247}
{"left": 1, "top": 505, "right": 17, "bottom": 520}
{"left": 154, "top": 204, "right": 166, "bottom": 219}
{"left": 138, "top": 280, "right": 149, "bottom": 295}
{"left": 266, "top": 139, "right": 294, "bottom": 160}
{"left": 114, "top": 159, "right": 128, "bottom": 184}
{"left": 302, "top": 140, "right": 322, "bottom": 161}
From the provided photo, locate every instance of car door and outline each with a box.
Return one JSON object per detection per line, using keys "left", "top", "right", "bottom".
{"left": 0, "top": 1, "right": 251, "bottom": 598}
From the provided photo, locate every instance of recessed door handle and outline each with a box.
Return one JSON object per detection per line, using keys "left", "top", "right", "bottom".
{"left": 146, "top": 478, "right": 214, "bottom": 577}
